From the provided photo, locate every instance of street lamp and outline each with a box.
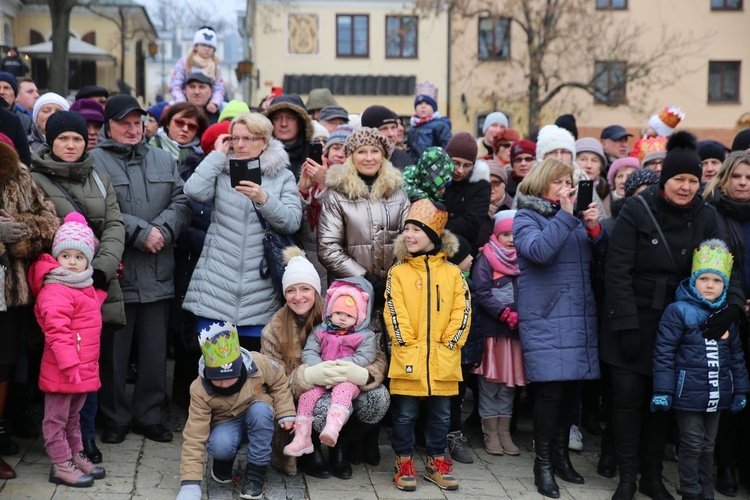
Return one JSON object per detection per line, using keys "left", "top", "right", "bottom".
{"left": 235, "top": 60, "right": 259, "bottom": 87}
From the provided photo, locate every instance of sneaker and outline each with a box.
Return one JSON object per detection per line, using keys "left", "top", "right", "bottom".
{"left": 424, "top": 455, "right": 459, "bottom": 491}
{"left": 446, "top": 431, "right": 474, "bottom": 464}
{"left": 568, "top": 424, "right": 583, "bottom": 452}
{"left": 394, "top": 455, "right": 417, "bottom": 491}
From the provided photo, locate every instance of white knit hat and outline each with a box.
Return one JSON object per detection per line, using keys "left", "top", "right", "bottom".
{"left": 193, "top": 27, "right": 218, "bottom": 49}
{"left": 312, "top": 120, "right": 329, "bottom": 141}
{"left": 33, "top": 92, "right": 70, "bottom": 125}
{"left": 282, "top": 248, "right": 321, "bottom": 295}
{"left": 535, "top": 124, "right": 576, "bottom": 162}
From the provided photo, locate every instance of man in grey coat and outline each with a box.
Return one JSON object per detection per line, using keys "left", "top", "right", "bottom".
{"left": 91, "top": 95, "right": 191, "bottom": 444}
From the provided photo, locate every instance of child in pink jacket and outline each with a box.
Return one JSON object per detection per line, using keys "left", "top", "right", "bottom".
{"left": 28, "top": 212, "right": 107, "bottom": 488}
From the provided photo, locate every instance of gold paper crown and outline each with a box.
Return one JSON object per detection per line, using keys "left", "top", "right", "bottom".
{"left": 199, "top": 322, "right": 241, "bottom": 369}
{"left": 691, "top": 239, "right": 733, "bottom": 281}
{"left": 415, "top": 81, "right": 438, "bottom": 100}
{"left": 406, "top": 198, "right": 448, "bottom": 236}
{"left": 658, "top": 105, "right": 685, "bottom": 129}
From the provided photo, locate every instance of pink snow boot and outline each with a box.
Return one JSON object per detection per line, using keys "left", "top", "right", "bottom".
{"left": 283, "top": 416, "right": 314, "bottom": 456}
{"left": 320, "top": 405, "right": 351, "bottom": 447}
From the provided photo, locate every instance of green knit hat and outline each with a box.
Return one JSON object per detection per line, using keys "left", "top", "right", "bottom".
{"left": 218, "top": 100, "right": 251, "bottom": 123}
{"left": 402, "top": 147, "right": 454, "bottom": 202}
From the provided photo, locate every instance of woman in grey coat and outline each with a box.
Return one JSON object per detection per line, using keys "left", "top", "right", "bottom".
{"left": 182, "top": 112, "right": 302, "bottom": 351}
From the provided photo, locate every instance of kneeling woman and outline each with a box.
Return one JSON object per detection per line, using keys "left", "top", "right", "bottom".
{"left": 514, "top": 158, "right": 605, "bottom": 498}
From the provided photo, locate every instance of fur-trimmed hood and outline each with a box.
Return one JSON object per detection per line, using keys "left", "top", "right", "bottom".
{"left": 515, "top": 191, "right": 561, "bottom": 217}
{"left": 468, "top": 159, "right": 491, "bottom": 183}
{"left": 220, "top": 137, "right": 290, "bottom": 179}
{"left": 325, "top": 157, "right": 404, "bottom": 201}
{"left": 393, "top": 229, "right": 459, "bottom": 261}
{"left": 264, "top": 101, "right": 314, "bottom": 142}
{"left": 0, "top": 140, "right": 21, "bottom": 183}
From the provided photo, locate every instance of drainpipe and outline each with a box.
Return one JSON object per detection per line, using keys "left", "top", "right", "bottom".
{"left": 445, "top": 7, "right": 451, "bottom": 121}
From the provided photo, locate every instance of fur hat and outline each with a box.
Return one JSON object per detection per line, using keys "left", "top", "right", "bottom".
{"left": 70, "top": 98, "right": 104, "bottom": 124}
{"left": 555, "top": 114, "right": 578, "bottom": 139}
{"left": 731, "top": 129, "right": 750, "bottom": 152}
{"left": 193, "top": 27, "right": 218, "bottom": 49}
{"left": 199, "top": 322, "right": 243, "bottom": 380}
{"left": 402, "top": 147, "right": 454, "bottom": 202}
{"left": 445, "top": 132, "right": 478, "bottom": 163}
{"left": 33, "top": 92, "right": 70, "bottom": 125}
{"left": 648, "top": 105, "right": 685, "bottom": 137}
{"left": 306, "top": 88, "right": 337, "bottom": 111}
{"left": 344, "top": 127, "right": 391, "bottom": 160}
{"left": 218, "top": 100, "right": 250, "bottom": 123}
{"left": 535, "top": 124, "right": 575, "bottom": 161}
{"left": 0, "top": 72, "right": 17, "bottom": 96}
{"left": 282, "top": 247, "right": 321, "bottom": 295}
{"left": 448, "top": 234, "right": 472, "bottom": 266}
{"left": 482, "top": 112, "right": 509, "bottom": 133}
{"left": 493, "top": 209, "right": 517, "bottom": 234}
{"left": 325, "top": 124, "right": 355, "bottom": 152}
{"left": 575, "top": 137, "right": 606, "bottom": 166}
{"left": 690, "top": 238, "right": 734, "bottom": 298}
{"left": 45, "top": 111, "right": 89, "bottom": 150}
{"left": 405, "top": 199, "right": 448, "bottom": 246}
{"left": 200, "top": 121, "right": 231, "bottom": 155}
{"left": 325, "top": 281, "right": 369, "bottom": 328}
{"left": 624, "top": 168, "right": 660, "bottom": 198}
{"left": 361, "top": 105, "right": 398, "bottom": 129}
{"left": 510, "top": 139, "right": 536, "bottom": 163}
{"left": 607, "top": 156, "right": 640, "bottom": 187}
{"left": 660, "top": 131, "right": 702, "bottom": 187}
{"left": 52, "top": 212, "right": 98, "bottom": 264}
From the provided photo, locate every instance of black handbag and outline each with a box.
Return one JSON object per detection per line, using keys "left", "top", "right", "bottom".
{"left": 253, "top": 204, "right": 302, "bottom": 299}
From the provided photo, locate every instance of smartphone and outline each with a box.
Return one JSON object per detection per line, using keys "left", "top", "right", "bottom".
{"left": 575, "top": 179, "right": 594, "bottom": 213}
{"left": 308, "top": 142, "right": 323, "bottom": 165}
{"left": 229, "top": 158, "right": 262, "bottom": 187}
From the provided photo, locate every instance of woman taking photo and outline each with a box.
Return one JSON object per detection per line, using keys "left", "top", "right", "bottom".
{"left": 182, "top": 112, "right": 301, "bottom": 351}
{"left": 513, "top": 158, "right": 605, "bottom": 498}
{"left": 602, "top": 132, "right": 745, "bottom": 500}
{"left": 30, "top": 111, "right": 125, "bottom": 465}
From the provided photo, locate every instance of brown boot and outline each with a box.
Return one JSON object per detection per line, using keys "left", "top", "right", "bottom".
{"left": 49, "top": 458, "right": 94, "bottom": 487}
{"left": 73, "top": 451, "right": 106, "bottom": 479}
{"left": 0, "top": 456, "right": 16, "bottom": 479}
{"left": 497, "top": 416, "right": 520, "bottom": 456}
{"left": 481, "top": 417, "right": 503, "bottom": 455}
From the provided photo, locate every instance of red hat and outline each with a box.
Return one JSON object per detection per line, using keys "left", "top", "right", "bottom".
{"left": 510, "top": 139, "right": 536, "bottom": 162}
{"left": 201, "top": 121, "right": 231, "bottom": 155}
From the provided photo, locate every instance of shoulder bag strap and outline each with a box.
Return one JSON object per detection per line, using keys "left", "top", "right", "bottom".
{"left": 252, "top": 203, "right": 268, "bottom": 231}
{"left": 637, "top": 195, "right": 678, "bottom": 272}
{"left": 44, "top": 174, "right": 84, "bottom": 215}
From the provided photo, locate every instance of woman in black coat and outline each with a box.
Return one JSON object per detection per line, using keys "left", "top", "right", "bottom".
{"left": 702, "top": 150, "right": 750, "bottom": 496}
{"left": 602, "top": 133, "right": 746, "bottom": 500}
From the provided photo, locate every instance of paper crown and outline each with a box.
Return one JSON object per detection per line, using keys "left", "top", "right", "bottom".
{"left": 632, "top": 136, "right": 667, "bottom": 163}
{"left": 199, "top": 322, "right": 241, "bottom": 369}
{"left": 415, "top": 81, "right": 438, "bottom": 100}
{"left": 691, "top": 239, "right": 734, "bottom": 283}
{"left": 658, "top": 105, "right": 685, "bottom": 129}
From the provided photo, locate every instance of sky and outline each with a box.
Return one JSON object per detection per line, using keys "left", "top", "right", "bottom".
{"left": 135, "top": 0, "right": 246, "bottom": 31}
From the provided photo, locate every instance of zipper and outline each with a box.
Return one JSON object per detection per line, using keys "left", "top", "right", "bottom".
{"left": 425, "top": 256, "right": 432, "bottom": 396}
{"left": 76, "top": 333, "right": 81, "bottom": 354}
{"left": 436, "top": 284, "right": 441, "bottom": 312}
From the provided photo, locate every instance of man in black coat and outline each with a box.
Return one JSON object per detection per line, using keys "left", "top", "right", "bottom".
{"left": 361, "top": 105, "right": 412, "bottom": 170}
{"left": 0, "top": 48, "right": 28, "bottom": 77}
{"left": 0, "top": 102, "right": 31, "bottom": 165}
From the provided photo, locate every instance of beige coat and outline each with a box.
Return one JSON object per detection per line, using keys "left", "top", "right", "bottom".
{"left": 180, "top": 351, "right": 296, "bottom": 481}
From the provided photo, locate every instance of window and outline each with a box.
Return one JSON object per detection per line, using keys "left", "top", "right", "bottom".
{"left": 711, "top": 0, "right": 742, "bottom": 10}
{"left": 593, "top": 61, "right": 627, "bottom": 105}
{"left": 386, "top": 16, "right": 418, "bottom": 58}
{"left": 596, "top": 0, "right": 628, "bottom": 9}
{"left": 336, "top": 14, "right": 369, "bottom": 57}
{"left": 708, "top": 61, "right": 740, "bottom": 102}
{"left": 478, "top": 17, "right": 510, "bottom": 60}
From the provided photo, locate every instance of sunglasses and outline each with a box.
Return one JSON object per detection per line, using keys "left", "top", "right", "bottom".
{"left": 498, "top": 142, "right": 513, "bottom": 149}
{"left": 172, "top": 117, "right": 199, "bottom": 132}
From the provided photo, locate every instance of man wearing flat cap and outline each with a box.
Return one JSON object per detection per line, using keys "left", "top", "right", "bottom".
{"left": 600, "top": 125, "right": 632, "bottom": 172}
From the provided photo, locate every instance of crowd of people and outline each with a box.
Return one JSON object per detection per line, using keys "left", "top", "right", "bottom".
{"left": 3, "top": 26, "right": 750, "bottom": 500}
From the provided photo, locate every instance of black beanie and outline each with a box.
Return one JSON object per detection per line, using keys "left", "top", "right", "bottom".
{"left": 731, "top": 129, "right": 750, "bottom": 152}
{"left": 659, "top": 131, "right": 702, "bottom": 188}
{"left": 554, "top": 114, "right": 578, "bottom": 140}
{"left": 46, "top": 111, "right": 89, "bottom": 150}
{"left": 698, "top": 140, "right": 727, "bottom": 163}
{"left": 361, "top": 105, "right": 398, "bottom": 129}
{"left": 448, "top": 234, "right": 473, "bottom": 266}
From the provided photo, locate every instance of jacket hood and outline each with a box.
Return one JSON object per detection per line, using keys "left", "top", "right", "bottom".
{"left": 467, "top": 159, "right": 491, "bottom": 184}
{"left": 325, "top": 157, "right": 404, "bottom": 201}
{"left": 257, "top": 138, "right": 290, "bottom": 178}
{"left": 264, "top": 101, "right": 314, "bottom": 142}
{"left": 324, "top": 276, "right": 374, "bottom": 331}
{"left": 0, "top": 141, "right": 21, "bottom": 182}
{"left": 393, "top": 229, "right": 459, "bottom": 262}
{"left": 198, "top": 348, "right": 257, "bottom": 387}
{"left": 28, "top": 253, "right": 60, "bottom": 297}
{"left": 31, "top": 145, "right": 95, "bottom": 182}
{"left": 676, "top": 278, "right": 727, "bottom": 310}
{"left": 515, "top": 191, "right": 561, "bottom": 217}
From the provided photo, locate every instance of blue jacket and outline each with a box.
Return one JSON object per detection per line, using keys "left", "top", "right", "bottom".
{"left": 653, "top": 280, "right": 750, "bottom": 412}
{"left": 514, "top": 193, "right": 605, "bottom": 383}
{"left": 407, "top": 116, "right": 452, "bottom": 163}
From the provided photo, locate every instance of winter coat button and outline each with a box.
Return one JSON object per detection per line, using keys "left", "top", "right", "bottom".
{"left": 652, "top": 238, "right": 659, "bottom": 245}
{"left": 681, "top": 249, "right": 687, "bottom": 255}
{"left": 687, "top": 222, "right": 694, "bottom": 228}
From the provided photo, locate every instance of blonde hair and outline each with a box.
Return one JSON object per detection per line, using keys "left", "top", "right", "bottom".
{"left": 704, "top": 151, "right": 750, "bottom": 200}
{"left": 186, "top": 49, "right": 219, "bottom": 79}
{"left": 230, "top": 112, "right": 273, "bottom": 143}
{"left": 518, "top": 158, "right": 575, "bottom": 197}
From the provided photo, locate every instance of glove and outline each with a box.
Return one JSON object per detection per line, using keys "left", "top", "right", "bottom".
{"left": 303, "top": 362, "right": 344, "bottom": 387}
{"left": 92, "top": 270, "right": 109, "bottom": 291}
{"left": 176, "top": 482, "right": 202, "bottom": 500}
{"left": 499, "top": 308, "right": 519, "bottom": 330}
{"left": 326, "top": 360, "right": 369, "bottom": 386}
{"left": 0, "top": 220, "right": 27, "bottom": 244}
{"left": 700, "top": 305, "right": 742, "bottom": 341}
{"left": 619, "top": 330, "right": 641, "bottom": 363}
{"left": 730, "top": 394, "right": 747, "bottom": 413}
{"left": 650, "top": 394, "right": 672, "bottom": 412}
{"left": 364, "top": 272, "right": 386, "bottom": 309}
{"left": 62, "top": 365, "right": 81, "bottom": 385}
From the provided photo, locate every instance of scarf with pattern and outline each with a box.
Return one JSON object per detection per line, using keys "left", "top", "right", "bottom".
{"left": 43, "top": 266, "right": 94, "bottom": 289}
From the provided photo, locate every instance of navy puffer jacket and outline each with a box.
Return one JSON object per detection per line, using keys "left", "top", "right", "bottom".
{"left": 653, "top": 280, "right": 750, "bottom": 412}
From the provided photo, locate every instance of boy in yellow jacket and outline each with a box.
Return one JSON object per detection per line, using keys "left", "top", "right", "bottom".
{"left": 385, "top": 199, "right": 471, "bottom": 492}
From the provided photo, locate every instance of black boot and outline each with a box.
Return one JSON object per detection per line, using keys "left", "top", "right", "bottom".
{"left": 241, "top": 463, "right": 267, "bottom": 500}
{"left": 716, "top": 466, "right": 738, "bottom": 497}
{"left": 82, "top": 438, "right": 102, "bottom": 464}
{"left": 611, "top": 481, "right": 637, "bottom": 500}
{"left": 597, "top": 452, "right": 616, "bottom": 478}
{"left": 211, "top": 458, "right": 234, "bottom": 483}
{"left": 300, "top": 438, "right": 330, "bottom": 479}
{"left": 552, "top": 426, "right": 584, "bottom": 484}
{"left": 534, "top": 437, "right": 560, "bottom": 498}
{"left": 638, "top": 475, "right": 675, "bottom": 500}
{"left": 329, "top": 443, "right": 352, "bottom": 480}
{"left": 0, "top": 421, "right": 19, "bottom": 456}
{"left": 363, "top": 425, "right": 381, "bottom": 466}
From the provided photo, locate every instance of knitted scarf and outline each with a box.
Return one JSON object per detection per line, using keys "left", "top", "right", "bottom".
{"left": 43, "top": 266, "right": 94, "bottom": 289}
{"left": 190, "top": 53, "right": 217, "bottom": 80}
{"left": 323, "top": 317, "right": 354, "bottom": 336}
{"left": 409, "top": 113, "right": 438, "bottom": 128}
{"left": 482, "top": 235, "right": 520, "bottom": 276}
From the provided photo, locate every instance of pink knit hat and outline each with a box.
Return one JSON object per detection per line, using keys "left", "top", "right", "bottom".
{"left": 52, "top": 212, "right": 98, "bottom": 264}
{"left": 326, "top": 281, "right": 369, "bottom": 328}
{"left": 493, "top": 210, "right": 517, "bottom": 235}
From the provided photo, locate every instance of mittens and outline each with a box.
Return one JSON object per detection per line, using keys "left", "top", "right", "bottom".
{"left": 499, "top": 307, "right": 519, "bottom": 330}
{"left": 62, "top": 365, "right": 81, "bottom": 385}
{"left": 700, "top": 305, "right": 742, "bottom": 341}
{"left": 619, "top": 330, "right": 641, "bottom": 363}
{"left": 650, "top": 394, "right": 672, "bottom": 412}
{"left": 730, "top": 394, "right": 747, "bottom": 414}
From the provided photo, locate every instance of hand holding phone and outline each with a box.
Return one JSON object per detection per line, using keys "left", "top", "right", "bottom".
{"left": 230, "top": 158, "right": 262, "bottom": 188}
{"left": 308, "top": 142, "right": 323, "bottom": 165}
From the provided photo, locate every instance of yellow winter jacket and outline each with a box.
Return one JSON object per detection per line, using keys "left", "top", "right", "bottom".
{"left": 385, "top": 231, "right": 471, "bottom": 397}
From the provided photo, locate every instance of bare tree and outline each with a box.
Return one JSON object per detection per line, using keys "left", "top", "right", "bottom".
{"left": 416, "top": 0, "right": 708, "bottom": 137}
{"left": 48, "top": 0, "right": 81, "bottom": 96}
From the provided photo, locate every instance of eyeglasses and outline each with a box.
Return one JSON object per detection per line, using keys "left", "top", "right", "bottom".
{"left": 512, "top": 156, "right": 535, "bottom": 164}
{"left": 490, "top": 179, "right": 504, "bottom": 187}
{"left": 172, "top": 117, "right": 199, "bottom": 132}
{"left": 231, "top": 136, "right": 265, "bottom": 144}
{"left": 645, "top": 159, "right": 664, "bottom": 167}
